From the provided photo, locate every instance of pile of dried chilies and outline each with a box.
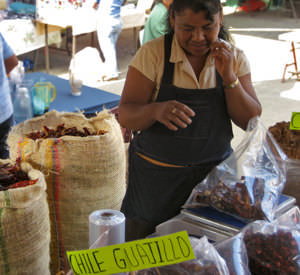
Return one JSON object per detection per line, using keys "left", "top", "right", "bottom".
{"left": 0, "top": 161, "right": 37, "bottom": 191}
{"left": 27, "top": 124, "right": 107, "bottom": 140}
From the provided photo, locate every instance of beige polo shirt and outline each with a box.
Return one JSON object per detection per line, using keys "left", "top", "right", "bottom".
{"left": 130, "top": 35, "right": 251, "bottom": 99}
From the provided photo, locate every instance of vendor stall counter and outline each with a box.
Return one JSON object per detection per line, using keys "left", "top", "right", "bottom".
{"left": 14, "top": 72, "right": 120, "bottom": 124}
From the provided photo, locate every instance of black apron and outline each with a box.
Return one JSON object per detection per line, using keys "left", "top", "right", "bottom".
{"left": 121, "top": 33, "right": 233, "bottom": 240}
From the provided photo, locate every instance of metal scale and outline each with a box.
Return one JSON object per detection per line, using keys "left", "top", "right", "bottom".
{"left": 156, "top": 194, "right": 296, "bottom": 242}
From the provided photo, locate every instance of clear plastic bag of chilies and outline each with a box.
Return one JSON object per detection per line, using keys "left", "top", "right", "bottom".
{"left": 135, "top": 236, "right": 229, "bottom": 275}
{"left": 242, "top": 220, "right": 300, "bottom": 274}
{"left": 268, "top": 121, "right": 300, "bottom": 206}
{"left": 184, "top": 116, "right": 287, "bottom": 222}
{"left": 215, "top": 233, "right": 251, "bottom": 275}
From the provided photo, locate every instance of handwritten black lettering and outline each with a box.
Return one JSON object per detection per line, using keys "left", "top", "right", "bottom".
{"left": 154, "top": 241, "right": 164, "bottom": 263}
{"left": 162, "top": 239, "right": 174, "bottom": 262}
{"left": 76, "top": 254, "right": 87, "bottom": 273}
{"left": 69, "top": 255, "right": 80, "bottom": 275}
{"left": 124, "top": 247, "right": 140, "bottom": 267}
{"left": 87, "top": 252, "right": 102, "bottom": 273}
{"left": 169, "top": 238, "right": 181, "bottom": 260}
{"left": 113, "top": 248, "right": 127, "bottom": 269}
{"left": 176, "top": 236, "right": 191, "bottom": 258}
{"left": 82, "top": 253, "right": 92, "bottom": 273}
{"left": 136, "top": 244, "right": 151, "bottom": 265}
{"left": 142, "top": 242, "right": 157, "bottom": 264}
{"left": 92, "top": 251, "right": 107, "bottom": 272}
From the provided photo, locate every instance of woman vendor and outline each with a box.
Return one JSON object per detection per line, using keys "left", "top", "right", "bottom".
{"left": 119, "top": 0, "right": 262, "bottom": 241}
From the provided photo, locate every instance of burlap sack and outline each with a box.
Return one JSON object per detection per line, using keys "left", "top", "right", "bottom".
{"left": 0, "top": 160, "right": 50, "bottom": 274}
{"left": 7, "top": 110, "right": 126, "bottom": 273}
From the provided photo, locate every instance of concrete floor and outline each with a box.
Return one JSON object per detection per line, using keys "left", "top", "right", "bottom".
{"left": 19, "top": 7, "right": 300, "bottom": 149}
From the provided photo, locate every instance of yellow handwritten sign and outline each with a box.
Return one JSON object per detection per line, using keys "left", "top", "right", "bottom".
{"left": 290, "top": 112, "right": 300, "bottom": 130}
{"left": 67, "top": 231, "right": 195, "bottom": 275}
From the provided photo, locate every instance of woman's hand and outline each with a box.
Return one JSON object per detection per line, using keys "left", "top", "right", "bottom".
{"left": 119, "top": 66, "right": 196, "bottom": 131}
{"left": 210, "top": 40, "right": 237, "bottom": 86}
{"left": 210, "top": 41, "right": 262, "bottom": 130}
{"left": 154, "top": 100, "right": 195, "bottom": 131}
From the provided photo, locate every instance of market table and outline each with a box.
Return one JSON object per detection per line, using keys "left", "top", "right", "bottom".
{"left": 19, "top": 72, "right": 120, "bottom": 122}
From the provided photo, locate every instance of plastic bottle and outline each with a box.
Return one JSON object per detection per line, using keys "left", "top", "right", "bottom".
{"left": 13, "top": 86, "right": 33, "bottom": 124}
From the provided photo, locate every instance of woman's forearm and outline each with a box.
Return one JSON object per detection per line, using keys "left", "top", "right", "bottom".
{"left": 118, "top": 102, "right": 159, "bottom": 131}
{"left": 225, "top": 75, "right": 262, "bottom": 130}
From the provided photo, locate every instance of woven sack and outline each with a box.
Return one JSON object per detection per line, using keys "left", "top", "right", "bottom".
{"left": 0, "top": 160, "right": 50, "bottom": 274}
{"left": 7, "top": 110, "right": 127, "bottom": 273}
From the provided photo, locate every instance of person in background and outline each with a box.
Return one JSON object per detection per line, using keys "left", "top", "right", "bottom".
{"left": 142, "top": 0, "right": 173, "bottom": 45}
{"left": 0, "top": 32, "right": 18, "bottom": 158}
{"left": 119, "top": 0, "right": 262, "bottom": 241}
{"left": 93, "top": 0, "right": 124, "bottom": 81}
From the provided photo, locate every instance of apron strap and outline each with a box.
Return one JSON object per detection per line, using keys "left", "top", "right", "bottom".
{"left": 161, "top": 32, "right": 174, "bottom": 85}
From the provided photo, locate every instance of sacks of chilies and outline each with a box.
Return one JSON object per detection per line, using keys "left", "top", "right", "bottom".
{"left": 135, "top": 236, "right": 229, "bottom": 275}
{"left": 0, "top": 160, "right": 50, "bottom": 274}
{"left": 184, "top": 117, "right": 287, "bottom": 222}
{"left": 7, "top": 110, "right": 127, "bottom": 273}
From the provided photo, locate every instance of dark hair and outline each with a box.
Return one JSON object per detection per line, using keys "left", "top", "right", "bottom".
{"left": 167, "top": 0, "right": 231, "bottom": 42}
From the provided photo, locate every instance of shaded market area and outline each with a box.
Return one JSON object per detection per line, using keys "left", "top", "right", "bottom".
{"left": 1, "top": 0, "right": 300, "bottom": 274}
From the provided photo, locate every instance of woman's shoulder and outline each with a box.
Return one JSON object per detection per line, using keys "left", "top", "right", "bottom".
{"left": 142, "top": 35, "right": 165, "bottom": 50}
{"left": 228, "top": 42, "right": 248, "bottom": 60}
{"left": 133, "top": 36, "right": 165, "bottom": 62}
{"left": 151, "top": 2, "right": 167, "bottom": 14}
{"left": 130, "top": 36, "right": 165, "bottom": 83}
{"left": 228, "top": 43, "right": 251, "bottom": 75}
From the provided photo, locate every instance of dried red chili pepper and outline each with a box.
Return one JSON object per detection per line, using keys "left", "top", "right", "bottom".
{"left": 244, "top": 229, "right": 300, "bottom": 274}
{"left": 27, "top": 123, "right": 107, "bottom": 140}
{"left": 194, "top": 176, "right": 266, "bottom": 220}
{"left": 0, "top": 162, "right": 36, "bottom": 191}
{"left": 8, "top": 179, "right": 38, "bottom": 189}
{"left": 269, "top": 121, "right": 300, "bottom": 159}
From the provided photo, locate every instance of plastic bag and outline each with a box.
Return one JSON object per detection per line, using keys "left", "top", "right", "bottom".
{"left": 268, "top": 121, "right": 300, "bottom": 206}
{"left": 215, "top": 233, "right": 251, "bottom": 275}
{"left": 184, "top": 117, "right": 287, "bottom": 222}
{"left": 135, "top": 236, "right": 229, "bottom": 275}
{"left": 9, "top": 60, "right": 25, "bottom": 86}
{"left": 242, "top": 220, "right": 300, "bottom": 274}
{"left": 273, "top": 206, "right": 300, "bottom": 230}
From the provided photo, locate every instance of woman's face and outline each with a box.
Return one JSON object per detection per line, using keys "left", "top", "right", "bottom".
{"left": 170, "top": 8, "right": 222, "bottom": 57}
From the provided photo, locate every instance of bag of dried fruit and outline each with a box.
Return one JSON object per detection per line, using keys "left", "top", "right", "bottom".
{"left": 0, "top": 160, "right": 50, "bottom": 274}
{"left": 184, "top": 116, "right": 287, "bottom": 222}
{"left": 7, "top": 110, "right": 127, "bottom": 273}
{"left": 268, "top": 121, "right": 300, "bottom": 206}
{"left": 241, "top": 217, "right": 300, "bottom": 275}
